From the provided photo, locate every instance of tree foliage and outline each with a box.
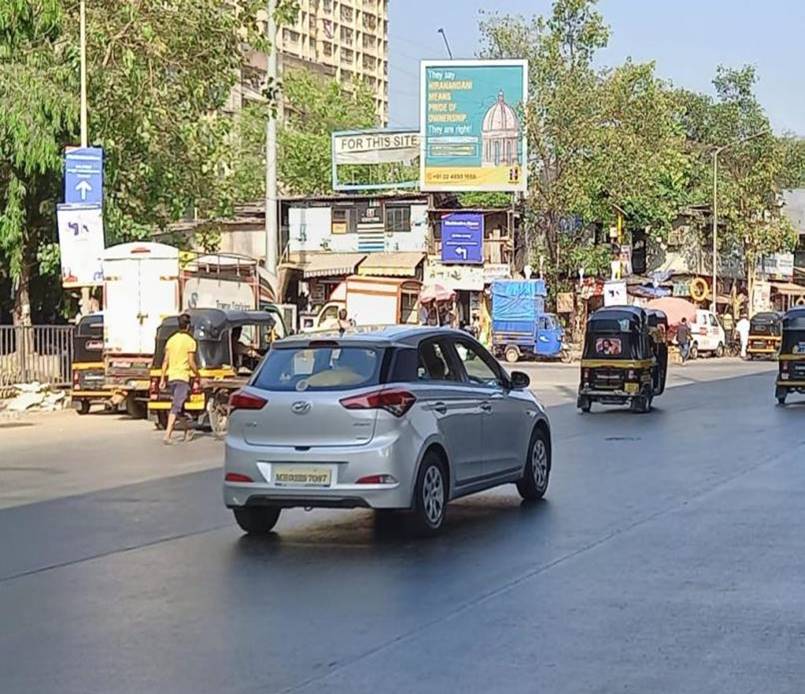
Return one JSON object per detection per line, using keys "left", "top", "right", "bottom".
{"left": 0, "top": 0, "right": 294, "bottom": 323}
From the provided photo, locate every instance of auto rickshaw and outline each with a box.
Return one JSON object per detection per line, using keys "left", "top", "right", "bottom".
{"left": 747, "top": 311, "right": 782, "bottom": 360}
{"left": 148, "top": 308, "right": 281, "bottom": 435}
{"left": 577, "top": 306, "right": 667, "bottom": 413}
{"left": 71, "top": 313, "right": 111, "bottom": 415}
{"left": 774, "top": 308, "right": 805, "bottom": 405}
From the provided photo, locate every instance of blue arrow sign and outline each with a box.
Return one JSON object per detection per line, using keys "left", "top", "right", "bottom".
{"left": 441, "top": 213, "right": 484, "bottom": 265}
{"left": 64, "top": 147, "right": 103, "bottom": 205}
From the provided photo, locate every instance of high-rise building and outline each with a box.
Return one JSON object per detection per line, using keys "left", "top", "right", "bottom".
{"left": 270, "top": 0, "right": 389, "bottom": 124}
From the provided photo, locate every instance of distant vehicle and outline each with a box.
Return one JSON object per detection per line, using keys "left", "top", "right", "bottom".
{"left": 578, "top": 306, "right": 668, "bottom": 413}
{"left": 747, "top": 311, "right": 783, "bottom": 360}
{"left": 70, "top": 313, "right": 110, "bottom": 415}
{"left": 102, "top": 243, "right": 282, "bottom": 418}
{"left": 686, "top": 309, "right": 726, "bottom": 359}
{"left": 304, "top": 275, "right": 421, "bottom": 331}
{"left": 775, "top": 308, "right": 805, "bottom": 405}
{"left": 490, "top": 279, "right": 567, "bottom": 362}
{"left": 223, "top": 327, "right": 552, "bottom": 535}
{"left": 148, "top": 308, "right": 286, "bottom": 436}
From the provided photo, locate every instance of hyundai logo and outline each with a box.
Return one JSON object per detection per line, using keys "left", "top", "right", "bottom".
{"left": 291, "top": 401, "right": 311, "bottom": 415}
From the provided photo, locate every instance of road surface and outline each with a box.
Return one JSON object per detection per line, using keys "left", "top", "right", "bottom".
{"left": 2, "top": 359, "right": 804, "bottom": 694}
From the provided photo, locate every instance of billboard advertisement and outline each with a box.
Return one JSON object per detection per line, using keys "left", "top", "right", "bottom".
{"left": 56, "top": 203, "right": 105, "bottom": 287}
{"left": 441, "top": 213, "right": 484, "bottom": 264}
{"left": 420, "top": 59, "right": 528, "bottom": 192}
{"left": 331, "top": 128, "right": 420, "bottom": 191}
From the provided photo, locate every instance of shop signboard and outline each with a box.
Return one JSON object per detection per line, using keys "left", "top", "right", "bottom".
{"left": 420, "top": 60, "right": 527, "bottom": 192}
{"left": 603, "top": 280, "right": 627, "bottom": 307}
{"left": 332, "top": 129, "right": 420, "bottom": 191}
{"left": 483, "top": 263, "right": 511, "bottom": 283}
{"left": 425, "top": 263, "right": 484, "bottom": 291}
{"left": 441, "top": 213, "right": 483, "bottom": 264}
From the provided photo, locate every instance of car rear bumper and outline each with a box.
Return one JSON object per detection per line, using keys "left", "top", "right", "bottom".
{"left": 224, "top": 434, "right": 419, "bottom": 510}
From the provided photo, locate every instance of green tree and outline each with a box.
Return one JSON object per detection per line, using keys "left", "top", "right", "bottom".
{"left": 680, "top": 66, "right": 796, "bottom": 300}
{"left": 779, "top": 134, "right": 805, "bottom": 189}
{"left": 233, "top": 69, "right": 378, "bottom": 198}
{"left": 479, "top": 0, "right": 690, "bottom": 288}
{"left": 0, "top": 0, "right": 295, "bottom": 324}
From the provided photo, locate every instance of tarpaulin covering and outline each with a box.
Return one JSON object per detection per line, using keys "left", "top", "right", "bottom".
{"left": 491, "top": 280, "right": 546, "bottom": 323}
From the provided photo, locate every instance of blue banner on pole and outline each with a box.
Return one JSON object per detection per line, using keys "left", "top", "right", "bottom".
{"left": 441, "top": 213, "right": 484, "bottom": 265}
{"left": 64, "top": 147, "right": 104, "bottom": 205}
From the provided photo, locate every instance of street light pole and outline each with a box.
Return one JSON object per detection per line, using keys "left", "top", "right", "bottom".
{"left": 437, "top": 28, "right": 453, "bottom": 60}
{"left": 79, "top": 0, "right": 88, "bottom": 148}
{"left": 265, "top": 0, "right": 279, "bottom": 289}
{"left": 710, "top": 131, "right": 767, "bottom": 314}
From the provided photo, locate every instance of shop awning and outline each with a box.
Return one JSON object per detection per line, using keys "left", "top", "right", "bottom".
{"left": 281, "top": 252, "right": 366, "bottom": 279}
{"left": 770, "top": 281, "right": 805, "bottom": 296}
{"left": 357, "top": 252, "right": 426, "bottom": 277}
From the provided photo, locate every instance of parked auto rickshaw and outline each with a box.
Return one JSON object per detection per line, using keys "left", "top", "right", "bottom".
{"left": 577, "top": 306, "right": 667, "bottom": 413}
{"left": 774, "top": 308, "right": 805, "bottom": 405}
{"left": 148, "top": 308, "right": 280, "bottom": 435}
{"left": 71, "top": 313, "right": 111, "bottom": 415}
{"left": 747, "top": 311, "right": 782, "bottom": 360}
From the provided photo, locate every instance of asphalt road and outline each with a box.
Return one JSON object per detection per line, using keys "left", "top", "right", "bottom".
{"left": 3, "top": 361, "right": 805, "bottom": 693}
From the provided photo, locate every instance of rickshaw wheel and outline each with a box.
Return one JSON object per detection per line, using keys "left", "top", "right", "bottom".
{"left": 208, "top": 391, "right": 230, "bottom": 438}
{"left": 577, "top": 396, "right": 592, "bottom": 413}
{"left": 154, "top": 411, "right": 169, "bottom": 430}
{"left": 775, "top": 387, "right": 787, "bottom": 406}
{"left": 505, "top": 346, "right": 520, "bottom": 363}
{"left": 75, "top": 400, "right": 90, "bottom": 415}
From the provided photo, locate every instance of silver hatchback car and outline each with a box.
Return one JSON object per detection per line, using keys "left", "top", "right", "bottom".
{"left": 223, "top": 327, "right": 552, "bottom": 535}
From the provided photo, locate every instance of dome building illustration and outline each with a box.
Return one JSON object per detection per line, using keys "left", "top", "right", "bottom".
{"left": 481, "top": 91, "right": 521, "bottom": 167}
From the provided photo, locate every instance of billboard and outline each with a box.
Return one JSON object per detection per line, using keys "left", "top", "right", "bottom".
{"left": 56, "top": 203, "right": 105, "bottom": 287}
{"left": 332, "top": 128, "right": 420, "bottom": 192}
{"left": 441, "top": 213, "right": 484, "bottom": 265}
{"left": 420, "top": 60, "right": 528, "bottom": 192}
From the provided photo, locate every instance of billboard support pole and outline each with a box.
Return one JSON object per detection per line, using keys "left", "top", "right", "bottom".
{"left": 264, "top": 0, "right": 279, "bottom": 291}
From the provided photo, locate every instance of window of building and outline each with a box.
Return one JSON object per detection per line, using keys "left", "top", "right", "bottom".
{"left": 340, "top": 26, "right": 353, "bottom": 45}
{"left": 363, "top": 34, "right": 376, "bottom": 50}
{"left": 332, "top": 207, "right": 356, "bottom": 234}
{"left": 322, "top": 41, "right": 333, "bottom": 57}
{"left": 283, "top": 29, "right": 301, "bottom": 45}
{"left": 363, "top": 54, "right": 376, "bottom": 70}
{"left": 341, "top": 48, "right": 354, "bottom": 65}
{"left": 363, "top": 14, "right": 376, "bottom": 31}
{"left": 341, "top": 5, "right": 353, "bottom": 22}
{"left": 385, "top": 205, "right": 411, "bottom": 233}
{"left": 322, "top": 0, "right": 333, "bottom": 12}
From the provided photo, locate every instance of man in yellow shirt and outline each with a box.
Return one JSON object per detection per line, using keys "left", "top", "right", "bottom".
{"left": 159, "top": 313, "right": 200, "bottom": 444}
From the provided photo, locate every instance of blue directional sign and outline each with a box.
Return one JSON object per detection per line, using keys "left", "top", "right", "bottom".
{"left": 441, "top": 213, "right": 484, "bottom": 265}
{"left": 64, "top": 147, "right": 103, "bottom": 205}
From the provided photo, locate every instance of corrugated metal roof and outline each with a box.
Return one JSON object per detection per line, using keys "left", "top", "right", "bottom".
{"left": 357, "top": 252, "right": 426, "bottom": 277}
{"left": 281, "top": 252, "right": 366, "bottom": 278}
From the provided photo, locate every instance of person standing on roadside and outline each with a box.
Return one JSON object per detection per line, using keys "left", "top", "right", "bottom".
{"left": 159, "top": 313, "right": 200, "bottom": 445}
{"left": 736, "top": 314, "right": 751, "bottom": 359}
{"left": 676, "top": 317, "right": 691, "bottom": 364}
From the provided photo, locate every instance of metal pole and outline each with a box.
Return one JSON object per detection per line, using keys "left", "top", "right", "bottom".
{"left": 265, "top": 0, "right": 279, "bottom": 287}
{"left": 79, "top": 0, "right": 88, "bottom": 148}
{"left": 711, "top": 149, "right": 718, "bottom": 313}
{"left": 437, "top": 28, "right": 453, "bottom": 60}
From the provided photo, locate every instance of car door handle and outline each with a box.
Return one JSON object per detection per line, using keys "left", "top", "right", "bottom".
{"left": 480, "top": 402, "right": 493, "bottom": 413}
{"left": 432, "top": 402, "right": 448, "bottom": 415}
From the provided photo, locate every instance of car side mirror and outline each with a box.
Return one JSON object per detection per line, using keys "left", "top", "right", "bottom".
{"left": 510, "top": 371, "right": 530, "bottom": 390}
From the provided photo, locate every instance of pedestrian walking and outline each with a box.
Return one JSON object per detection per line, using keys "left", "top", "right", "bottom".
{"left": 159, "top": 313, "right": 200, "bottom": 445}
{"left": 736, "top": 314, "right": 751, "bottom": 359}
{"left": 336, "top": 308, "right": 353, "bottom": 334}
{"left": 676, "top": 317, "right": 691, "bottom": 364}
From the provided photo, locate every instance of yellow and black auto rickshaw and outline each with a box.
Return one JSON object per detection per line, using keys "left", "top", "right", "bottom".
{"left": 774, "top": 308, "right": 805, "bottom": 405}
{"left": 148, "top": 308, "right": 283, "bottom": 435}
{"left": 578, "top": 306, "right": 667, "bottom": 414}
{"left": 747, "top": 311, "right": 782, "bottom": 360}
{"left": 71, "top": 313, "right": 111, "bottom": 415}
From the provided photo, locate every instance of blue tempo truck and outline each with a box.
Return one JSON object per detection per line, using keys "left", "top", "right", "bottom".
{"left": 491, "top": 279, "right": 566, "bottom": 363}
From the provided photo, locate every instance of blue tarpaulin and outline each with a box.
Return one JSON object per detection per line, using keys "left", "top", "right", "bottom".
{"left": 491, "top": 280, "right": 547, "bottom": 323}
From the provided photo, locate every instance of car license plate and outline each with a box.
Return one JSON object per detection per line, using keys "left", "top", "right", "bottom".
{"left": 273, "top": 466, "right": 332, "bottom": 488}
{"left": 625, "top": 382, "right": 639, "bottom": 394}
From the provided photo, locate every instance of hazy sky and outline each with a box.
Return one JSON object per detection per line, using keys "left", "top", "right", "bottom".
{"left": 388, "top": 0, "right": 805, "bottom": 135}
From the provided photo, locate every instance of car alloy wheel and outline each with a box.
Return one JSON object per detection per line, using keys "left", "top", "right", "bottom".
{"left": 532, "top": 438, "right": 548, "bottom": 491}
{"left": 422, "top": 465, "right": 445, "bottom": 526}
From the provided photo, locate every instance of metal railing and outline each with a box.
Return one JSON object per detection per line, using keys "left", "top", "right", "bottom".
{"left": 0, "top": 325, "right": 74, "bottom": 390}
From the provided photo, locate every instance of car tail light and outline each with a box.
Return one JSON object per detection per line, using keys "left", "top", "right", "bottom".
{"left": 627, "top": 369, "right": 636, "bottom": 380}
{"left": 582, "top": 368, "right": 590, "bottom": 380}
{"left": 149, "top": 376, "right": 160, "bottom": 399}
{"left": 229, "top": 390, "right": 267, "bottom": 411}
{"left": 225, "top": 472, "right": 254, "bottom": 483}
{"left": 356, "top": 474, "right": 398, "bottom": 485}
{"left": 781, "top": 362, "right": 789, "bottom": 372}
{"left": 340, "top": 388, "right": 416, "bottom": 417}
{"left": 191, "top": 377, "right": 202, "bottom": 395}
{"left": 72, "top": 371, "right": 80, "bottom": 388}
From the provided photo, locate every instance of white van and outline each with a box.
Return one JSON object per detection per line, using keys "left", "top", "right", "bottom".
{"left": 688, "top": 309, "right": 726, "bottom": 358}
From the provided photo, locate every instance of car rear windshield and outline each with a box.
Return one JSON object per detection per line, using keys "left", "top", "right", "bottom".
{"left": 253, "top": 345, "right": 384, "bottom": 391}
